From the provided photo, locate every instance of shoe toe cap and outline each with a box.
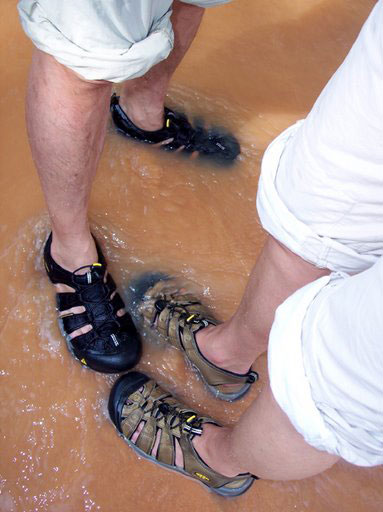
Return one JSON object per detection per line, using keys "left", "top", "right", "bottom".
{"left": 80, "top": 334, "right": 142, "bottom": 374}
{"left": 108, "top": 372, "right": 149, "bottom": 430}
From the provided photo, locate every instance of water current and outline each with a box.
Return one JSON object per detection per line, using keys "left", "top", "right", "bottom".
{"left": 0, "top": 0, "right": 382, "bottom": 510}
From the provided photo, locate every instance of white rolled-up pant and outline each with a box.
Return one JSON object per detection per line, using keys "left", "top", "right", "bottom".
{"left": 259, "top": 1, "right": 383, "bottom": 466}
{"left": 18, "top": 0, "right": 231, "bottom": 83}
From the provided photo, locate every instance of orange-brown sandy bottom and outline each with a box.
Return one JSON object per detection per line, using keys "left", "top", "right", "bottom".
{"left": 0, "top": 0, "right": 382, "bottom": 510}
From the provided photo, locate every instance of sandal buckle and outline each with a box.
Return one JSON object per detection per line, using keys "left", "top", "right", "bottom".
{"left": 183, "top": 424, "right": 203, "bottom": 436}
{"left": 246, "top": 371, "right": 258, "bottom": 384}
{"left": 185, "top": 314, "right": 206, "bottom": 325}
{"left": 182, "top": 414, "right": 203, "bottom": 436}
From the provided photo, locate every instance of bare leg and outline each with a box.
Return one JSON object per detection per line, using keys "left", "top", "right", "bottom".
{"left": 27, "top": 2, "right": 203, "bottom": 266}
{"left": 189, "top": 238, "right": 335, "bottom": 479}
{"left": 198, "top": 0, "right": 383, "bottom": 376}
{"left": 27, "top": 1, "right": 204, "bottom": 268}
{"left": 196, "top": 236, "right": 330, "bottom": 373}
{"left": 119, "top": 0, "right": 204, "bottom": 131}
{"left": 26, "top": 49, "right": 112, "bottom": 271}
{"left": 193, "top": 383, "right": 339, "bottom": 480}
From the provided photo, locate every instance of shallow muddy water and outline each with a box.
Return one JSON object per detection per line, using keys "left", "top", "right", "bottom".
{"left": 1, "top": 0, "right": 382, "bottom": 511}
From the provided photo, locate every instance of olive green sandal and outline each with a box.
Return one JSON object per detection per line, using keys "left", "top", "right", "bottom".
{"left": 109, "top": 372, "right": 256, "bottom": 497}
{"left": 137, "top": 279, "right": 258, "bottom": 401}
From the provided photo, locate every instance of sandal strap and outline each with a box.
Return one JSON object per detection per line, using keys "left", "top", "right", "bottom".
{"left": 56, "top": 292, "right": 83, "bottom": 311}
{"left": 135, "top": 417, "right": 157, "bottom": 455}
{"left": 44, "top": 233, "right": 127, "bottom": 348}
{"left": 122, "top": 407, "right": 145, "bottom": 439}
{"left": 61, "top": 312, "right": 90, "bottom": 334}
{"left": 156, "top": 425, "right": 175, "bottom": 465}
{"left": 110, "top": 292, "right": 125, "bottom": 314}
{"left": 105, "top": 273, "right": 117, "bottom": 293}
{"left": 182, "top": 322, "right": 257, "bottom": 387}
{"left": 79, "top": 280, "right": 110, "bottom": 302}
{"left": 180, "top": 433, "right": 252, "bottom": 488}
{"left": 44, "top": 233, "right": 106, "bottom": 286}
{"left": 73, "top": 330, "right": 128, "bottom": 353}
{"left": 162, "top": 109, "right": 196, "bottom": 151}
{"left": 118, "top": 312, "right": 136, "bottom": 330}
{"left": 119, "top": 378, "right": 255, "bottom": 490}
{"left": 58, "top": 290, "right": 124, "bottom": 327}
{"left": 141, "top": 285, "right": 257, "bottom": 392}
{"left": 72, "top": 329, "right": 97, "bottom": 349}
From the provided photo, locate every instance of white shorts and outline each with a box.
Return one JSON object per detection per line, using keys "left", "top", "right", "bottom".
{"left": 18, "top": 0, "right": 231, "bottom": 83}
{"left": 257, "top": 1, "right": 383, "bottom": 275}
{"left": 269, "top": 264, "right": 383, "bottom": 467}
{"left": 260, "top": 1, "right": 383, "bottom": 466}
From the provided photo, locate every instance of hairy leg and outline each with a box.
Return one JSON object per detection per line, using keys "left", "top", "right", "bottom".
{"left": 26, "top": 49, "right": 112, "bottom": 271}
{"left": 196, "top": 236, "right": 330, "bottom": 373}
{"left": 119, "top": 0, "right": 205, "bottom": 131}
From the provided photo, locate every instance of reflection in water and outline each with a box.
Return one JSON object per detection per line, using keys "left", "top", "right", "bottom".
{"left": 0, "top": 0, "right": 382, "bottom": 511}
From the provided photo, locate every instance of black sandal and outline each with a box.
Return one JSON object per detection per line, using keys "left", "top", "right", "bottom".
{"left": 43, "top": 234, "right": 141, "bottom": 373}
{"left": 110, "top": 93, "right": 240, "bottom": 164}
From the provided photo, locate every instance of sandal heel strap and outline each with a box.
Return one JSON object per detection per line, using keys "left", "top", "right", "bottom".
{"left": 182, "top": 434, "right": 253, "bottom": 489}
{"left": 43, "top": 233, "right": 106, "bottom": 285}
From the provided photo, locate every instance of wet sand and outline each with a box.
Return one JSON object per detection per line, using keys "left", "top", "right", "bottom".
{"left": 1, "top": 0, "right": 382, "bottom": 510}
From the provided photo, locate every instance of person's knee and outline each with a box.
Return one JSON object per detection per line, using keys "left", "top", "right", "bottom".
{"left": 268, "top": 235, "right": 330, "bottom": 281}
{"left": 32, "top": 48, "right": 113, "bottom": 92}
{"left": 173, "top": 0, "right": 205, "bottom": 14}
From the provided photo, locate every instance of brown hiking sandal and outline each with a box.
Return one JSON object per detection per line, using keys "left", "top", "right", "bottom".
{"left": 135, "top": 278, "right": 258, "bottom": 401}
{"left": 108, "top": 372, "right": 256, "bottom": 497}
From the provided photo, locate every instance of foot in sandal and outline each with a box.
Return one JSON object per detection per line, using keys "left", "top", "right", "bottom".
{"left": 108, "top": 372, "right": 257, "bottom": 497}
{"left": 44, "top": 233, "right": 141, "bottom": 373}
{"left": 110, "top": 94, "right": 240, "bottom": 165}
{"left": 132, "top": 276, "right": 258, "bottom": 401}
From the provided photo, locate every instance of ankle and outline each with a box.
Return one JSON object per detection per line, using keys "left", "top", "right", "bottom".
{"left": 195, "top": 325, "right": 252, "bottom": 375}
{"left": 192, "top": 424, "right": 242, "bottom": 478}
{"left": 51, "top": 233, "right": 98, "bottom": 272}
{"left": 119, "top": 94, "right": 165, "bottom": 132}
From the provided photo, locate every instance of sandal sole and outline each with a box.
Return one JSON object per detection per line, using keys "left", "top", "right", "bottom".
{"left": 120, "top": 434, "right": 255, "bottom": 497}
{"left": 201, "top": 371, "right": 256, "bottom": 402}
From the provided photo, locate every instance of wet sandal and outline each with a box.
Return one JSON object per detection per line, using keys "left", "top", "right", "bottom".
{"left": 43, "top": 234, "right": 141, "bottom": 373}
{"left": 110, "top": 93, "right": 240, "bottom": 164}
{"left": 108, "top": 372, "right": 256, "bottom": 497}
{"left": 134, "top": 277, "right": 258, "bottom": 401}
